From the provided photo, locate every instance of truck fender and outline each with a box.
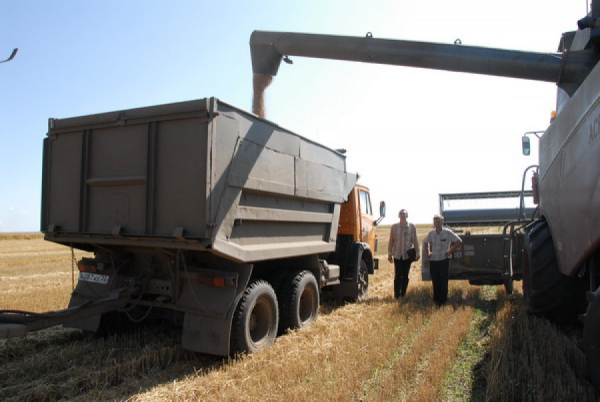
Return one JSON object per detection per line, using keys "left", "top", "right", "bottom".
{"left": 343, "top": 242, "right": 374, "bottom": 281}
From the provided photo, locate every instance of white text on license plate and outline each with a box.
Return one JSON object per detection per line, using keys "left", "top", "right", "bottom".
{"left": 79, "top": 272, "right": 109, "bottom": 285}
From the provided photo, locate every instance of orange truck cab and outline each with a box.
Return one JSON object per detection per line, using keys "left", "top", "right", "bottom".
{"left": 326, "top": 184, "right": 385, "bottom": 301}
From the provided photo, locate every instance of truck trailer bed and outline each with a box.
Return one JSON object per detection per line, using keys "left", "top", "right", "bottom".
{"left": 42, "top": 97, "right": 356, "bottom": 262}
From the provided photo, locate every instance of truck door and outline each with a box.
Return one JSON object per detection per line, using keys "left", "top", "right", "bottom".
{"left": 358, "top": 188, "right": 376, "bottom": 251}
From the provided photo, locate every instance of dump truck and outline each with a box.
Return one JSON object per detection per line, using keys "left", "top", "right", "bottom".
{"left": 0, "top": 97, "right": 385, "bottom": 356}
{"left": 248, "top": 3, "right": 600, "bottom": 387}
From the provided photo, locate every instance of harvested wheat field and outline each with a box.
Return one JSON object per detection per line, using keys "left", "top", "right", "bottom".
{"left": 0, "top": 228, "right": 598, "bottom": 401}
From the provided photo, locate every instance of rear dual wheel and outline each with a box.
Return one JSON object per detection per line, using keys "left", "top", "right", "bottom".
{"left": 230, "top": 280, "right": 278, "bottom": 355}
{"left": 230, "top": 272, "right": 320, "bottom": 355}
{"left": 278, "top": 270, "right": 319, "bottom": 333}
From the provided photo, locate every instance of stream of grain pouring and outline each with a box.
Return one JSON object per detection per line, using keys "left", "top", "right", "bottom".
{"left": 252, "top": 73, "right": 272, "bottom": 118}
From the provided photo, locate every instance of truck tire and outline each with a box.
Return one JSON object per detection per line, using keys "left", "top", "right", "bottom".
{"left": 341, "top": 259, "right": 369, "bottom": 303}
{"left": 356, "top": 259, "right": 369, "bottom": 301}
{"left": 230, "top": 280, "right": 278, "bottom": 355}
{"left": 523, "top": 219, "right": 580, "bottom": 325}
{"left": 278, "top": 270, "right": 319, "bottom": 333}
{"left": 583, "top": 287, "right": 600, "bottom": 392}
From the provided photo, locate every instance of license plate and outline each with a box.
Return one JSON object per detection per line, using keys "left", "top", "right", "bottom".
{"left": 79, "top": 272, "right": 110, "bottom": 285}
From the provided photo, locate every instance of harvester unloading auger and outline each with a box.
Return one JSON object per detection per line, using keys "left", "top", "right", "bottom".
{"left": 250, "top": 5, "right": 600, "bottom": 391}
{"left": 249, "top": 27, "right": 598, "bottom": 116}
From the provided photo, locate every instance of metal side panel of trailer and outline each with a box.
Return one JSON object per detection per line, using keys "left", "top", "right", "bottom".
{"left": 41, "top": 97, "right": 357, "bottom": 262}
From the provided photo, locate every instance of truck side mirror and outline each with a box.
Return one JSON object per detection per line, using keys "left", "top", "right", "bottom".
{"left": 375, "top": 201, "right": 386, "bottom": 226}
{"left": 522, "top": 136, "right": 531, "bottom": 156}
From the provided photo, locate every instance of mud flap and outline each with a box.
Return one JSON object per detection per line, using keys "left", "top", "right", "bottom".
{"left": 179, "top": 263, "right": 252, "bottom": 355}
{"left": 64, "top": 271, "right": 114, "bottom": 332}
{"left": 63, "top": 293, "right": 103, "bottom": 332}
{"left": 182, "top": 314, "right": 231, "bottom": 355}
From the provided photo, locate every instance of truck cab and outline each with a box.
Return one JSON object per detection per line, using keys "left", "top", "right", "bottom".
{"left": 324, "top": 184, "right": 385, "bottom": 303}
{"left": 338, "top": 184, "right": 383, "bottom": 266}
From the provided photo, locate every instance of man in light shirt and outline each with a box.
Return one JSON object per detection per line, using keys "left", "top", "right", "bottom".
{"left": 425, "top": 214, "right": 462, "bottom": 306}
{"left": 388, "top": 209, "right": 420, "bottom": 299}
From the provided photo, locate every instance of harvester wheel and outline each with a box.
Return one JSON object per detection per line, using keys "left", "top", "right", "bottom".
{"left": 230, "top": 280, "right": 278, "bottom": 355}
{"left": 278, "top": 270, "right": 319, "bottom": 333}
{"left": 523, "top": 219, "right": 581, "bottom": 325}
{"left": 583, "top": 287, "right": 600, "bottom": 391}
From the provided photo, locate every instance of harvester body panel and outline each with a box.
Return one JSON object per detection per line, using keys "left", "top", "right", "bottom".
{"left": 538, "top": 59, "right": 600, "bottom": 276}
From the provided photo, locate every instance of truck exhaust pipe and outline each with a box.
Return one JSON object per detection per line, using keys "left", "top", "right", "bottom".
{"left": 250, "top": 30, "right": 600, "bottom": 108}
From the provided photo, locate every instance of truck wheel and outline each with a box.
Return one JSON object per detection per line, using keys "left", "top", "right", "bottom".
{"left": 342, "top": 259, "right": 369, "bottom": 303}
{"left": 356, "top": 259, "right": 369, "bottom": 301}
{"left": 278, "top": 270, "right": 319, "bottom": 333}
{"left": 230, "top": 280, "right": 278, "bottom": 355}
{"left": 583, "top": 287, "right": 600, "bottom": 391}
{"left": 523, "top": 220, "right": 580, "bottom": 325}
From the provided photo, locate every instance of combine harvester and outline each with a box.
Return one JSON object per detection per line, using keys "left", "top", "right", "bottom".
{"left": 249, "top": 2, "right": 600, "bottom": 387}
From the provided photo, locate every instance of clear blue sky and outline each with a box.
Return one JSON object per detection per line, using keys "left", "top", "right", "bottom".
{"left": 0, "top": 0, "right": 588, "bottom": 231}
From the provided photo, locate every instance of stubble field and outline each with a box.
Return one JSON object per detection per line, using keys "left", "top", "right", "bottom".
{"left": 0, "top": 228, "right": 597, "bottom": 401}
